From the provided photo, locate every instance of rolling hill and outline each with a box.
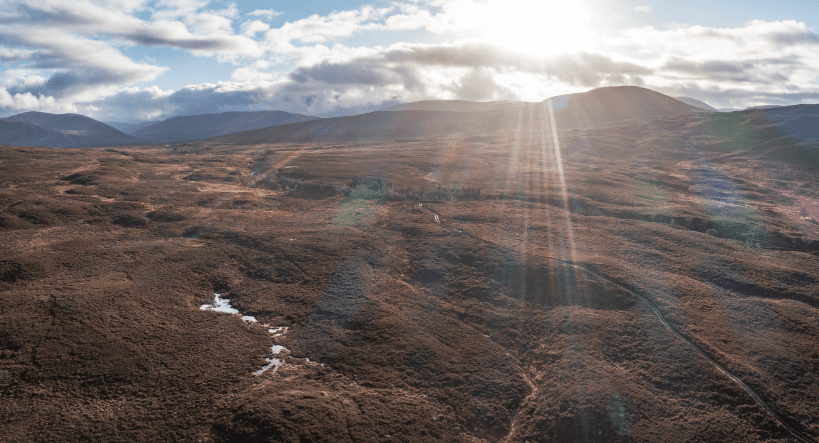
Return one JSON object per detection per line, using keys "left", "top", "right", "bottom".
{"left": 0, "top": 120, "right": 82, "bottom": 148}
{"left": 104, "top": 120, "right": 161, "bottom": 135}
{"left": 674, "top": 96, "right": 719, "bottom": 111}
{"left": 381, "top": 99, "right": 524, "bottom": 112}
{"left": 4, "top": 111, "right": 140, "bottom": 147}
{"left": 129, "top": 111, "right": 320, "bottom": 143}
{"left": 209, "top": 86, "right": 709, "bottom": 145}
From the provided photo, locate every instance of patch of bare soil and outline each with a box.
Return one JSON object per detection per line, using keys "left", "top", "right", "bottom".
{"left": 1, "top": 111, "right": 817, "bottom": 443}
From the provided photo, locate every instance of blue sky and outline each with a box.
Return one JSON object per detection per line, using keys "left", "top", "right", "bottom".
{"left": 1, "top": 0, "right": 818, "bottom": 122}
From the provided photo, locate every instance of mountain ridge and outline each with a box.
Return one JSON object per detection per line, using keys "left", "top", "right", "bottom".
{"left": 130, "top": 110, "right": 321, "bottom": 143}
{"left": 4, "top": 111, "right": 140, "bottom": 147}
{"left": 208, "top": 86, "right": 709, "bottom": 145}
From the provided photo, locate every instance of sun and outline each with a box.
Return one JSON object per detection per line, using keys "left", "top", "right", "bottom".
{"left": 471, "top": 0, "right": 593, "bottom": 56}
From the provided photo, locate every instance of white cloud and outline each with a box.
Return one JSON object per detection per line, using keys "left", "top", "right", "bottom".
{"left": 241, "top": 20, "right": 271, "bottom": 37}
{"left": 248, "top": 9, "right": 282, "bottom": 20}
{"left": 1, "top": 0, "right": 818, "bottom": 119}
{"left": 635, "top": 6, "right": 652, "bottom": 13}
{"left": 4, "top": 0, "right": 261, "bottom": 56}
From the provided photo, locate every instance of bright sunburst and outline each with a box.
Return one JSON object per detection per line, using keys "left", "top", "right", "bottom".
{"left": 472, "top": 0, "right": 593, "bottom": 55}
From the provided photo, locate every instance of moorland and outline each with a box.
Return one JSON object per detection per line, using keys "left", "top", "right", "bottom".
{"left": 1, "top": 86, "right": 818, "bottom": 442}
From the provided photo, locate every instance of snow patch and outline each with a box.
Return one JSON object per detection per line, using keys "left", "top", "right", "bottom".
{"left": 267, "top": 326, "right": 288, "bottom": 336}
{"left": 200, "top": 293, "right": 258, "bottom": 325}
{"left": 200, "top": 293, "right": 239, "bottom": 315}
{"left": 254, "top": 357, "right": 282, "bottom": 375}
{"left": 200, "top": 294, "right": 302, "bottom": 376}
{"left": 255, "top": 345, "right": 289, "bottom": 375}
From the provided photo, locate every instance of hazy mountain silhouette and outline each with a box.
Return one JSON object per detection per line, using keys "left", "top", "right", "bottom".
{"left": 381, "top": 100, "right": 523, "bottom": 112}
{"left": 0, "top": 120, "right": 82, "bottom": 148}
{"left": 2, "top": 112, "right": 141, "bottom": 147}
{"left": 209, "top": 86, "right": 709, "bottom": 145}
{"left": 753, "top": 104, "right": 819, "bottom": 139}
{"left": 543, "top": 86, "right": 709, "bottom": 127}
{"left": 129, "top": 111, "right": 320, "bottom": 143}
{"left": 674, "top": 97, "right": 718, "bottom": 111}
{"left": 105, "top": 121, "right": 161, "bottom": 135}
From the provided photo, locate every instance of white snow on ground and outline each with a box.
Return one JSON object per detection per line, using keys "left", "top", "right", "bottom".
{"left": 271, "top": 345, "right": 289, "bottom": 354}
{"left": 254, "top": 358, "right": 282, "bottom": 375}
{"left": 254, "top": 345, "right": 289, "bottom": 375}
{"left": 200, "top": 293, "right": 259, "bottom": 325}
{"left": 200, "top": 293, "right": 239, "bottom": 314}
{"left": 200, "top": 293, "right": 296, "bottom": 375}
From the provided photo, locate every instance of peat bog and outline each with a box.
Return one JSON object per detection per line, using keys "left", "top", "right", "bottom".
{"left": 1, "top": 106, "right": 818, "bottom": 442}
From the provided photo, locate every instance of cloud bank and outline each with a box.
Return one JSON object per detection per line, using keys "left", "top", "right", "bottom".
{"left": 1, "top": 1, "right": 818, "bottom": 120}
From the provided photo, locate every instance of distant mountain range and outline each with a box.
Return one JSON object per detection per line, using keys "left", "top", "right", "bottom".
{"left": 381, "top": 100, "right": 521, "bottom": 112}
{"left": 380, "top": 93, "right": 717, "bottom": 114}
{"left": 211, "top": 86, "right": 708, "bottom": 145}
{"left": 1, "top": 112, "right": 140, "bottom": 148}
{"left": 0, "top": 119, "right": 91, "bottom": 148}
{"left": 0, "top": 87, "right": 815, "bottom": 148}
{"left": 747, "top": 104, "right": 819, "bottom": 139}
{"left": 673, "top": 97, "right": 718, "bottom": 111}
{"left": 0, "top": 110, "right": 318, "bottom": 148}
{"left": 119, "top": 111, "right": 320, "bottom": 143}
{"left": 105, "top": 120, "right": 160, "bottom": 135}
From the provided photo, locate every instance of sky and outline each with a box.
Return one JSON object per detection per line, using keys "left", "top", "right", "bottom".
{"left": 1, "top": 0, "right": 818, "bottom": 122}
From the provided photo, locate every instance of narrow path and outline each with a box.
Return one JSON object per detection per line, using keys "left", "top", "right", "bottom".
{"left": 503, "top": 360, "right": 538, "bottom": 443}
{"left": 419, "top": 204, "right": 815, "bottom": 443}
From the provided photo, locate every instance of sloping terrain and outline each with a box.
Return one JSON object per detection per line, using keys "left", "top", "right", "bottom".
{"left": 751, "top": 105, "right": 819, "bottom": 139}
{"left": 211, "top": 86, "right": 707, "bottom": 145}
{"left": 0, "top": 120, "right": 82, "bottom": 148}
{"left": 1, "top": 94, "right": 818, "bottom": 442}
{"left": 381, "top": 100, "right": 524, "bottom": 112}
{"left": 130, "top": 111, "right": 320, "bottom": 143}
{"left": 674, "top": 97, "right": 719, "bottom": 111}
{"left": 4, "top": 111, "right": 140, "bottom": 147}
{"left": 545, "top": 86, "right": 709, "bottom": 127}
{"left": 104, "top": 121, "right": 161, "bottom": 136}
